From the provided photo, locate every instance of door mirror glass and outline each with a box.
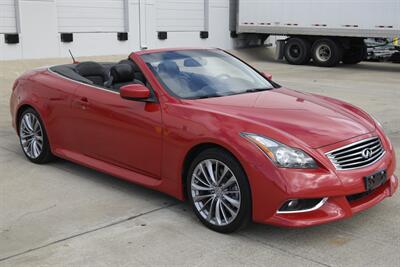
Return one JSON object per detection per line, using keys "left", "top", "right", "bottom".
{"left": 120, "top": 84, "right": 151, "bottom": 101}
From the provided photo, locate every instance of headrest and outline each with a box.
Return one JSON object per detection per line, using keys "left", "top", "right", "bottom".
{"left": 110, "top": 64, "right": 134, "bottom": 83}
{"left": 158, "top": 61, "right": 180, "bottom": 77}
{"left": 76, "top": 61, "right": 107, "bottom": 77}
{"left": 118, "top": 59, "right": 141, "bottom": 72}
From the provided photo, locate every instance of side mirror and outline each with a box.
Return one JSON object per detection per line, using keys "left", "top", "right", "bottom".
{"left": 261, "top": 71, "right": 273, "bottom": 80}
{"left": 120, "top": 84, "right": 151, "bottom": 101}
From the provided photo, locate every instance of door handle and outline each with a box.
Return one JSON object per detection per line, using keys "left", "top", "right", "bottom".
{"left": 80, "top": 97, "right": 89, "bottom": 110}
{"left": 73, "top": 97, "right": 89, "bottom": 110}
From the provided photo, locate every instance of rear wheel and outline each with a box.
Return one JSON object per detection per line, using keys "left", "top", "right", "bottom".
{"left": 18, "top": 108, "right": 54, "bottom": 164}
{"left": 311, "top": 38, "right": 343, "bottom": 67}
{"left": 187, "top": 148, "right": 251, "bottom": 233}
{"left": 343, "top": 44, "right": 366, "bottom": 64}
{"left": 284, "top": 37, "right": 311, "bottom": 65}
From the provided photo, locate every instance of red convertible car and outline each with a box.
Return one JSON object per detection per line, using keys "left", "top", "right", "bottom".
{"left": 10, "top": 48, "right": 398, "bottom": 232}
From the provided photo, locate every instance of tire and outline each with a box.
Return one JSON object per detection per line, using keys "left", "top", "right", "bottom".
{"left": 390, "top": 52, "right": 400, "bottom": 63}
{"left": 284, "top": 38, "right": 311, "bottom": 65}
{"left": 343, "top": 44, "right": 366, "bottom": 64}
{"left": 18, "top": 108, "right": 54, "bottom": 164}
{"left": 311, "top": 38, "right": 343, "bottom": 67}
{"left": 186, "top": 148, "right": 251, "bottom": 233}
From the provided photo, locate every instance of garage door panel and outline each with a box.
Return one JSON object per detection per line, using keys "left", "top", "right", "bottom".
{"left": 157, "top": 2, "right": 204, "bottom": 10}
{"left": 156, "top": 0, "right": 206, "bottom": 32}
{"left": 58, "top": 8, "right": 124, "bottom": 20}
{"left": 58, "top": 19, "right": 124, "bottom": 27}
{"left": 0, "top": 0, "right": 17, "bottom": 33}
{"left": 57, "top": 1, "right": 124, "bottom": 9}
{"left": 157, "top": 10, "right": 204, "bottom": 19}
{"left": 158, "top": 22, "right": 204, "bottom": 32}
{"left": 57, "top": 0, "right": 126, "bottom": 33}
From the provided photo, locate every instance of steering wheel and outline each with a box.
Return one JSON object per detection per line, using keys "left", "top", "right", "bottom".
{"left": 216, "top": 74, "right": 231, "bottom": 80}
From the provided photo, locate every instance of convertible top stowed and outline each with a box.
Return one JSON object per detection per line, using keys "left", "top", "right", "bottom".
{"left": 50, "top": 59, "right": 145, "bottom": 91}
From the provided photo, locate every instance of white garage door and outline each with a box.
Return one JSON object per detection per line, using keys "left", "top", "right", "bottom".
{"left": 56, "top": 0, "right": 127, "bottom": 33}
{"left": 156, "top": 0, "right": 206, "bottom": 32}
{"left": 0, "top": 0, "right": 17, "bottom": 33}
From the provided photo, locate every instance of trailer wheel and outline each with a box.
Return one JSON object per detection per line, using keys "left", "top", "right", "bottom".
{"left": 284, "top": 38, "right": 311, "bottom": 65}
{"left": 311, "top": 39, "right": 343, "bottom": 67}
{"left": 343, "top": 44, "right": 366, "bottom": 64}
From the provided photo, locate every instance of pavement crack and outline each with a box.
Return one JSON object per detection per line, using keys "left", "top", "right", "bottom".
{"left": 1, "top": 205, "right": 57, "bottom": 235}
{"left": 0, "top": 203, "right": 178, "bottom": 263}
{"left": 14, "top": 205, "right": 57, "bottom": 222}
{"left": 0, "top": 145, "right": 20, "bottom": 156}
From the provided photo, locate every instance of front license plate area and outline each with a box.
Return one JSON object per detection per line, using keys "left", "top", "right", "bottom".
{"left": 364, "top": 169, "right": 386, "bottom": 191}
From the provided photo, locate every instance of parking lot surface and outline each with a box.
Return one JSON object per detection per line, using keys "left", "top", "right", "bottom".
{"left": 1, "top": 48, "right": 399, "bottom": 266}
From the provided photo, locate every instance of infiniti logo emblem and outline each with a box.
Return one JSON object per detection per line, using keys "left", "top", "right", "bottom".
{"left": 361, "top": 148, "right": 373, "bottom": 159}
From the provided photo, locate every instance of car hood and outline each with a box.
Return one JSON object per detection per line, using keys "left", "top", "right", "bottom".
{"left": 188, "top": 88, "right": 375, "bottom": 148}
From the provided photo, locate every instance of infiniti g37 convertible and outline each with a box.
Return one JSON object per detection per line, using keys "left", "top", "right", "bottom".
{"left": 10, "top": 48, "right": 397, "bottom": 233}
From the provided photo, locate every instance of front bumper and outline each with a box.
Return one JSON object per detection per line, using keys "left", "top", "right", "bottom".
{"left": 246, "top": 132, "right": 397, "bottom": 227}
{"left": 264, "top": 174, "right": 398, "bottom": 227}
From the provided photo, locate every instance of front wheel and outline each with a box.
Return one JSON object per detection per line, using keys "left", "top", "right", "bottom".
{"left": 187, "top": 148, "right": 251, "bottom": 233}
{"left": 18, "top": 108, "right": 54, "bottom": 164}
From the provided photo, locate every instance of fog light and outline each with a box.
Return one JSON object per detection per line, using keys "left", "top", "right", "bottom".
{"left": 278, "top": 198, "right": 327, "bottom": 213}
{"left": 287, "top": 199, "right": 299, "bottom": 208}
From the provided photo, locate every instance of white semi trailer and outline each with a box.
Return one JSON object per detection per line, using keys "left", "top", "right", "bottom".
{"left": 230, "top": 0, "right": 400, "bottom": 66}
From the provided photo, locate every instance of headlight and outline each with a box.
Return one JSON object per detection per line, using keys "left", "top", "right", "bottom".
{"left": 372, "top": 116, "right": 386, "bottom": 133}
{"left": 371, "top": 115, "right": 382, "bottom": 128}
{"left": 372, "top": 116, "right": 392, "bottom": 147}
{"left": 241, "top": 133, "right": 318, "bottom": 168}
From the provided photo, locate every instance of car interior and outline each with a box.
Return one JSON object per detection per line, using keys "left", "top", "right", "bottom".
{"left": 49, "top": 58, "right": 148, "bottom": 92}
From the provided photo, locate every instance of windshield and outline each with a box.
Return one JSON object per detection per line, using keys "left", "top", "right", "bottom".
{"left": 141, "top": 49, "right": 275, "bottom": 99}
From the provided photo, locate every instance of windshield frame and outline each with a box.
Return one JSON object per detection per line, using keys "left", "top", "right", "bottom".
{"left": 140, "top": 49, "right": 281, "bottom": 100}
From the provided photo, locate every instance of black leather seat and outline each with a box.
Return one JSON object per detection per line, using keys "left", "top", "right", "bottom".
{"left": 110, "top": 63, "right": 143, "bottom": 90}
{"left": 119, "top": 59, "right": 146, "bottom": 84}
{"left": 75, "top": 61, "right": 109, "bottom": 86}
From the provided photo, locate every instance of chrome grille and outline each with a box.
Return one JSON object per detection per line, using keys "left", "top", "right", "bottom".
{"left": 326, "top": 137, "right": 385, "bottom": 170}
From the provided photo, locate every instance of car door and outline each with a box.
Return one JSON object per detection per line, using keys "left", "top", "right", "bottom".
{"left": 70, "top": 84, "right": 163, "bottom": 179}
{"left": 39, "top": 71, "right": 80, "bottom": 152}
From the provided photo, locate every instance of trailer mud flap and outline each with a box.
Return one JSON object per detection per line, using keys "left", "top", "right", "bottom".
{"left": 276, "top": 40, "right": 285, "bottom": 60}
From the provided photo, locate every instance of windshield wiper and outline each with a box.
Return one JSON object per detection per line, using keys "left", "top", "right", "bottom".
{"left": 190, "top": 88, "right": 272, "bottom": 99}
{"left": 245, "top": 87, "right": 271, "bottom": 93}
{"left": 196, "top": 94, "right": 223, "bottom": 99}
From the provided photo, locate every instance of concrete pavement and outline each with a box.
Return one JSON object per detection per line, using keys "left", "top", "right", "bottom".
{"left": 1, "top": 49, "right": 399, "bottom": 266}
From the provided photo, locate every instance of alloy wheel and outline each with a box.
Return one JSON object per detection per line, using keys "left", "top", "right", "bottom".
{"left": 19, "top": 113, "right": 44, "bottom": 159}
{"left": 191, "top": 159, "right": 241, "bottom": 226}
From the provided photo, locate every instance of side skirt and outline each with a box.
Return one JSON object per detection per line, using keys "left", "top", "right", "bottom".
{"left": 54, "top": 148, "right": 163, "bottom": 188}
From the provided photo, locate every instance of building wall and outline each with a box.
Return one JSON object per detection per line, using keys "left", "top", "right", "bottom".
{"left": 0, "top": 0, "right": 233, "bottom": 60}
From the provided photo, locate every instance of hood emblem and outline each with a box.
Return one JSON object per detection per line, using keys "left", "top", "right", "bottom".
{"left": 361, "top": 148, "right": 373, "bottom": 159}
